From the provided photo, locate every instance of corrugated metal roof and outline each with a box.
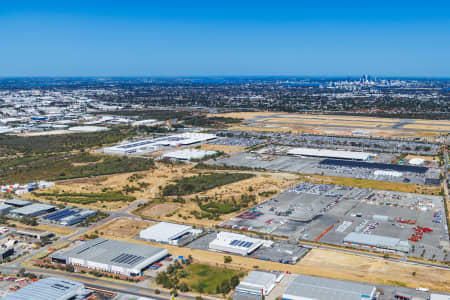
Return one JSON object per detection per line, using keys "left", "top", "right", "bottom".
{"left": 5, "top": 199, "right": 31, "bottom": 207}
{"left": 283, "top": 274, "right": 375, "bottom": 300}
{"left": 2, "top": 277, "right": 84, "bottom": 300}
{"left": 140, "top": 222, "right": 192, "bottom": 241}
{"left": 10, "top": 203, "right": 55, "bottom": 215}
{"left": 344, "top": 232, "right": 409, "bottom": 252}
{"left": 288, "top": 147, "right": 373, "bottom": 160}
{"left": 237, "top": 271, "right": 277, "bottom": 291}
{"left": 51, "top": 238, "right": 167, "bottom": 268}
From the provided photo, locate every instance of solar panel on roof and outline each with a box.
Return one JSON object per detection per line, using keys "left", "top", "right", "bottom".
{"left": 110, "top": 253, "right": 144, "bottom": 265}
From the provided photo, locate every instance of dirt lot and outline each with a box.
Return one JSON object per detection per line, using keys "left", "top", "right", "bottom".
{"left": 157, "top": 171, "right": 298, "bottom": 227}
{"left": 26, "top": 162, "right": 198, "bottom": 211}
{"left": 12, "top": 223, "right": 76, "bottom": 236}
{"left": 89, "top": 235, "right": 450, "bottom": 293}
{"left": 193, "top": 143, "right": 245, "bottom": 154}
{"left": 138, "top": 203, "right": 180, "bottom": 218}
{"left": 218, "top": 112, "right": 444, "bottom": 140}
{"left": 93, "top": 217, "right": 154, "bottom": 238}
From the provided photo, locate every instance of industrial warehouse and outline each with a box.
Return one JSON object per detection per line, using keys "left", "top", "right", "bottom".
{"left": 208, "top": 231, "right": 270, "bottom": 256}
{"left": 287, "top": 147, "right": 375, "bottom": 161}
{"left": 2, "top": 277, "right": 91, "bottom": 300}
{"left": 343, "top": 232, "right": 410, "bottom": 253}
{"left": 139, "top": 222, "right": 198, "bottom": 245}
{"left": 282, "top": 274, "right": 378, "bottom": 300}
{"left": 161, "top": 149, "right": 217, "bottom": 161}
{"left": 235, "top": 271, "right": 278, "bottom": 296}
{"left": 102, "top": 132, "right": 216, "bottom": 155}
{"left": 50, "top": 238, "right": 169, "bottom": 276}
{"left": 9, "top": 203, "right": 55, "bottom": 218}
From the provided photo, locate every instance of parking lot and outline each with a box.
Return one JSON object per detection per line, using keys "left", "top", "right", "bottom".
{"left": 219, "top": 182, "right": 449, "bottom": 261}
{"left": 211, "top": 152, "right": 440, "bottom": 185}
{"left": 217, "top": 130, "right": 440, "bottom": 155}
{"left": 208, "top": 136, "right": 265, "bottom": 147}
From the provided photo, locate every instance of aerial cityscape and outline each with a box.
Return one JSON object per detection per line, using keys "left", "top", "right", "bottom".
{"left": 0, "top": 1, "right": 449, "bottom": 300}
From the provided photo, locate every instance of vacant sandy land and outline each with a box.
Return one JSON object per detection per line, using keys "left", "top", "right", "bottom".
{"left": 403, "top": 124, "right": 450, "bottom": 131}
{"left": 159, "top": 172, "right": 298, "bottom": 227}
{"left": 94, "top": 217, "right": 154, "bottom": 238}
{"left": 28, "top": 163, "right": 200, "bottom": 211}
{"left": 405, "top": 154, "right": 439, "bottom": 162}
{"left": 229, "top": 125, "right": 301, "bottom": 133}
{"left": 90, "top": 235, "right": 450, "bottom": 293}
{"left": 138, "top": 203, "right": 180, "bottom": 218}
{"left": 415, "top": 119, "right": 450, "bottom": 125}
{"left": 215, "top": 112, "right": 403, "bottom": 122}
{"left": 260, "top": 118, "right": 393, "bottom": 128}
{"left": 12, "top": 223, "right": 76, "bottom": 236}
{"left": 210, "top": 111, "right": 283, "bottom": 119}
{"left": 193, "top": 143, "right": 245, "bottom": 154}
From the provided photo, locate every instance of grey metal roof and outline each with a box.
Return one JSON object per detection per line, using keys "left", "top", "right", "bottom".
{"left": 51, "top": 238, "right": 167, "bottom": 268}
{"left": 2, "top": 277, "right": 85, "bottom": 300}
{"left": 5, "top": 199, "right": 31, "bottom": 207}
{"left": 344, "top": 232, "right": 409, "bottom": 252}
{"left": 283, "top": 274, "right": 375, "bottom": 300}
{"left": 0, "top": 203, "right": 13, "bottom": 211}
{"left": 240, "top": 271, "right": 277, "bottom": 287}
{"left": 10, "top": 203, "right": 55, "bottom": 215}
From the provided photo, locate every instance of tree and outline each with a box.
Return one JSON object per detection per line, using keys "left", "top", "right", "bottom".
{"left": 224, "top": 256, "right": 232, "bottom": 263}
{"left": 179, "top": 282, "right": 189, "bottom": 292}
{"left": 221, "top": 279, "right": 231, "bottom": 295}
{"left": 230, "top": 275, "right": 240, "bottom": 288}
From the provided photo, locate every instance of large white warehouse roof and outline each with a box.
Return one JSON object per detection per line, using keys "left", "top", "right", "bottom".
{"left": 103, "top": 133, "right": 216, "bottom": 155}
{"left": 162, "top": 149, "right": 217, "bottom": 160}
{"left": 209, "top": 231, "right": 270, "bottom": 256}
{"left": 140, "top": 222, "right": 193, "bottom": 244}
{"left": 287, "top": 147, "right": 374, "bottom": 161}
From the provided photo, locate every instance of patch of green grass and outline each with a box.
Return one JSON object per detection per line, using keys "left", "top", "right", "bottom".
{"left": 33, "top": 191, "right": 135, "bottom": 204}
{"left": 183, "top": 264, "right": 242, "bottom": 294}
{"left": 386, "top": 280, "right": 408, "bottom": 287}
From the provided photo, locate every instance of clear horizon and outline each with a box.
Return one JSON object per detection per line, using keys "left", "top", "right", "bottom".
{"left": 1, "top": 0, "right": 450, "bottom": 77}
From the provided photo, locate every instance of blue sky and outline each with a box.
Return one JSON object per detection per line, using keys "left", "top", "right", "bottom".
{"left": 1, "top": 0, "right": 449, "bottom": 77}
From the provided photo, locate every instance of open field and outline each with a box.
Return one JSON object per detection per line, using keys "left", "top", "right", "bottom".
{"left": 217, "top": 112, "right": 449, "bottom": 139}
{"left": 84, "top": 235, "right": 450, "bottom": 293}
{"left": 159, "top": 172, "right": 298, "bottom": 227}
{"left": 229, "top": 125, "right": 299, "bottom": 133}
{"left": 262, "top": 117, "right": 394, "bottom": 128}
{"left": 12, "top": 223, "right": 76, "bottom": 236}
{"left": 93, "top": 217, "right": 154, "bottom": 238}
{"left": 25, "top": 162, "right": 197, "bottom": 211}
{"left": 138, "top": 203, "right": 180, "bottom": 218}
{"left": 404, "top": 124, "right": 450, "bottom": 131}
{"left": 133, "top": 170, "right": 298, "bottom": 227}
{"left": 194, "top": 143, "right": 245, "bottom": 154}
{"left": 181, "top": 263, "right": 242, "bottom": 294}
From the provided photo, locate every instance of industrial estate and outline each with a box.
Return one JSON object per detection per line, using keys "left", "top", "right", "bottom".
{"left": 0, "top": 77, "right": 449, "bottom": 300}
